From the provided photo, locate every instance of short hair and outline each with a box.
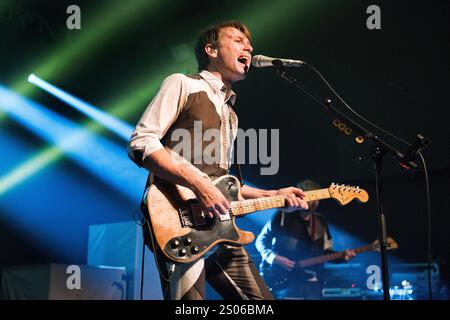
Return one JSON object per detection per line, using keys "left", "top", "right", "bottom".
{"left": 296, "top": 179, "right": 322, "bottom": 191}
{"left": 194, "top": 21, "right": 251, "bottom": 71}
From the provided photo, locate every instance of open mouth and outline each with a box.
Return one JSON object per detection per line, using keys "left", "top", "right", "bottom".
{"left": 237, "top": 56, "right": 250, "bottom": 67}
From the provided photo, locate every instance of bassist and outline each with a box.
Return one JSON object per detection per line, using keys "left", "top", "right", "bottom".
{"left": 256, "top": 179, "right": 356, "bottom": 299}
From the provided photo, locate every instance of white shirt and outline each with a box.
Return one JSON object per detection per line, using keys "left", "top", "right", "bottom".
{"left": 128, "top": 70, "right": 238, "bottom": 172}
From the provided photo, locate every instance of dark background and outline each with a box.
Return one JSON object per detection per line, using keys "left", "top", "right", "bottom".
{"left": 0, "top": 0, "right": 448, "bottom": 298}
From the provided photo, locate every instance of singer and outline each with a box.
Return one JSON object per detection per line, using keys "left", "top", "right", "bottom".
{"left": 127, "top": 21, "right": 309, "bottom": 300}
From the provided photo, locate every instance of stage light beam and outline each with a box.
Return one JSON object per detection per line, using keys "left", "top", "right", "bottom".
{"left": 28, "top": 74, "right": 133, "bottom": 140}
{"left": 0, "top": 85, "right": 144, "bottom": 200}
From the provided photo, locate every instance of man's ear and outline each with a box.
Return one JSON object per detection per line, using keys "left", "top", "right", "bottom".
{"left": 205, "top": 44, "right": 218, "bottom": 58}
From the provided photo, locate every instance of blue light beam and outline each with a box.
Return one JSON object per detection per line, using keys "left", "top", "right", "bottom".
{"left": 0, "top": 84, "right": 145, "bottom": 202}
{"left": 28, "top": 74, "right": 133, "bottom": 140}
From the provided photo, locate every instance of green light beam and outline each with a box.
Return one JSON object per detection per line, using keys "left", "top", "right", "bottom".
{"left": 0, "top": 0, "right": 165, "bottom": 122}
{"left": 0, "top": 0, "right": 322, "bottom": 195}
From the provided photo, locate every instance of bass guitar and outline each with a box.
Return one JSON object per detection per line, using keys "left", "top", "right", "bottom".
{"left": 262, "top": 237, "right": 398, "bottom": 291}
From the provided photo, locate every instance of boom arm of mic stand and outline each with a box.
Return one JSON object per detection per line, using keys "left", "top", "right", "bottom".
{"left": 274, "top": 66, "right": 407, "bottom": 165}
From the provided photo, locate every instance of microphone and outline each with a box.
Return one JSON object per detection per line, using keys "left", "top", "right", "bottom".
{"left": 399, "top": 134, "right": 432, "bottom": 170}
{"left": 251, "top": 55, "right": 305, "bottom": 68}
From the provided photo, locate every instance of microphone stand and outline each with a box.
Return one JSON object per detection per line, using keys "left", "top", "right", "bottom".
{"left": 273, "top": 65, "right": 412, "bottom": 300}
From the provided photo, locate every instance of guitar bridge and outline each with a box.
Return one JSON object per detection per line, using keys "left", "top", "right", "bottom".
{"left": 179, "top": 207, "right": 193, "bottom": 227}
{"left": 218, "top": 210, "right": 231, "bottom": 221}
{"left": 179, "top": 202, "right": 208, "bottom": 228}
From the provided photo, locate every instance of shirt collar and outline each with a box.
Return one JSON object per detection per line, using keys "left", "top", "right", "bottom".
{"left": 199, "top": 70, "right": 237, "bottom": 106}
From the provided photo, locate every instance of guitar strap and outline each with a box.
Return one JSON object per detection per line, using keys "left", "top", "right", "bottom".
{"left": 232, "top": 139, "right": 245, "bottom": 187}
{"left": 235, "top": 163, "right": 244, "bottom": 187}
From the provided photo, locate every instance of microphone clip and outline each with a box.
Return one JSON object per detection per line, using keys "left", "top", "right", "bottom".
{"left": 399, "top": 134, "right": 432, "bottom": 170}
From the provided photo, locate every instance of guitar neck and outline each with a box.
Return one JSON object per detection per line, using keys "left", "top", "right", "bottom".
{"left": 299, "top": 245, "right": 374, "bottom": 268}
{"left": 231, "top": 189, "right": 331, "bottom": 217}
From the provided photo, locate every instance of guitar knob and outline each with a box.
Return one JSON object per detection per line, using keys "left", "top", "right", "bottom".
{"left": 191, "top": 246, "right": 200, "bottom": 254}
{"left": 178, "top": 248, "right": 187, "bottom": 256}
{"left": 184, "top": 237, "right": 192, "bottom": 245}
{"left": 171, "top": 239, "right": 180, "bottom": 248}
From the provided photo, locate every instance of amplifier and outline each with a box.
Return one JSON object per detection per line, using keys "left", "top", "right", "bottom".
{"left": 322, "top": 287, "right": 362, "bottom": 299}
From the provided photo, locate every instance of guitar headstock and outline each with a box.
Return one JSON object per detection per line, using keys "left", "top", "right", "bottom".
{"left": 370, "top": 237, "right": 399, "bottom": 251}
{"left": 328, "top": 183, "right": 369, "bottom": 205}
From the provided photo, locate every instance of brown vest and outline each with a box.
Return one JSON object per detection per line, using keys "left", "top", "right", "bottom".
{"left": 162, "top": 75, "right": 230, "bottom": 179}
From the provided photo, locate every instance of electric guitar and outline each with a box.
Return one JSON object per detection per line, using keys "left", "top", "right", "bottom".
{"left": 261, "top": 237, "right": 398, "bottom": 291}
{"left": 146, "top": 175, "right": 369, "bottom": 264}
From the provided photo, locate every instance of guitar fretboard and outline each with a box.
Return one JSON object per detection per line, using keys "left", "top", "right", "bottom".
{"left": 230, "top": 189, "right": 331, "bottom": 217}
{"left": 299, "top": 245, "right": 373, "bottom": 268}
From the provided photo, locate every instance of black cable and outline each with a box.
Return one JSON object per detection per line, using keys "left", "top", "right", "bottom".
{"left": 133, "top": 198, "right": 174, "bottom": 299}
{"left": 418, "top": 151, "right": 433, "bottom": 300}
{"left": 133, "top": 209, "right": 145, "bottom": 226}
{"left": 304, "top": 62, "right": 413, "bottom": 147}
{"left": 140, "top": 233, "right": 145, "bottom": 300}
{"left": 131, "top": 209, "right": 146, "bottom": 300}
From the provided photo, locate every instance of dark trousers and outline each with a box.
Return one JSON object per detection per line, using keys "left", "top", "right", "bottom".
{"left": 156, "top": 245, "right": 274, "bottom": 300}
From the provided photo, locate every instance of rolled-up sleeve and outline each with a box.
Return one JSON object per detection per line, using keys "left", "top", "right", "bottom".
{"left": 127, "top": 73, "right": 188, "bottom": 167}
{"left": 255, "top": 220, "right": 277, "bottom": 265}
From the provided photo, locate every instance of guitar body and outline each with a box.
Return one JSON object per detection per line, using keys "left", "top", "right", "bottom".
{"left": 262, "top": 261, "right": 318, "bottom": 292}
{"left": 147, "top": 175, "right": 254, "bottom": 264}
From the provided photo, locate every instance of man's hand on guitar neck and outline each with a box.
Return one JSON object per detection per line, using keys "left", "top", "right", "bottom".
{"left": 275, "top": 187, "right": 309, "bottom": 211}
{"left": 343, "top": 249, "right": 357, "bottom": 261}
{"left": 274, "top": 255, "right": 295, "bottom": 271}
{"left": 241, "top": 185, "right": 309, "bottom": 211}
